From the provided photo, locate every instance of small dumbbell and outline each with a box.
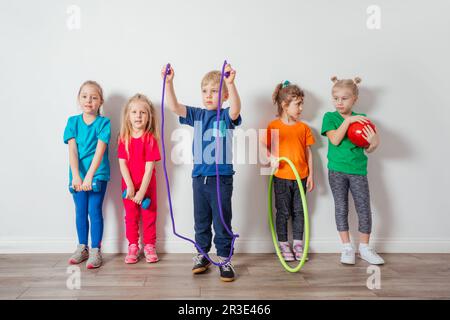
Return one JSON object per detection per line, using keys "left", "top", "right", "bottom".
{"left": 122, "top": 189, "right": 151, "bottom": 210}
{"left": 69, "top": 180, "right": 101, "bottom": 193}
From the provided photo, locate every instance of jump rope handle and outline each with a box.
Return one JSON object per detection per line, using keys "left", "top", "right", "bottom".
{"left": 165, "top": 63, "right": 229, "bottom": 77}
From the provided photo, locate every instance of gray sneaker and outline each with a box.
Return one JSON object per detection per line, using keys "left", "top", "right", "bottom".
{"left": 86, "top": 248, "right": 102, "bottom": 269}
{"left": 68, "top": 244, "right": 89, "bottom": 265}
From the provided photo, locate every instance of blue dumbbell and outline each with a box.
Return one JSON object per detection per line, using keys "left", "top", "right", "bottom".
{"left": 69, "top": 180, "right": 101, "bottom": 193}
{"left": 122, "top": 189, "right": 151, "bottom": 210}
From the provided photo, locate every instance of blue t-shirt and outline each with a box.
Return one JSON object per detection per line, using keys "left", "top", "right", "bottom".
{"left": 63, "top": 114, "right": 111, "bottom": 183}
{"left": 179, "top": 106, "right": 242, "bottom": 177}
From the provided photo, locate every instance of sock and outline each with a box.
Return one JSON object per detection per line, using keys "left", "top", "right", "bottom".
{"left": 293, "top": 240, "right": 303, "bottom": 247}
{"left": 359, "top": 243, "right": 369, "bottom": 251}
{"left": 279, "top": 241, "right": 289, "bottom": 246}
{"left": 342, "top": 242, "right": 353, "bottom": 250}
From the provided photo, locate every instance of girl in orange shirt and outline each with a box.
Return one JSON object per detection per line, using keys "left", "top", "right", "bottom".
{"left": 263, "top": 81, "right": 315, "bottom": 261}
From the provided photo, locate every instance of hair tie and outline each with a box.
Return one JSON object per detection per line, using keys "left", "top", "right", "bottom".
{"left": 282, "top": 80, "right": 290, "bottom": 88}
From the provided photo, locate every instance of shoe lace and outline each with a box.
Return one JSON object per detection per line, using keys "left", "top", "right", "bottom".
{"left": 220, "top": 261, "right": 235, "bottom": 273}
{"left": 193, "top": 254, "right": 204, "bottom": 265}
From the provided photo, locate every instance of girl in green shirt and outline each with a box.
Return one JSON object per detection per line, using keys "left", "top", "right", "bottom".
{"left": 321, "top": 76, "right": 384, "bottom": 265}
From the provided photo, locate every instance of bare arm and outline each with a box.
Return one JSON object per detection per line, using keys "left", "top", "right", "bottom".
{"left": 224, "top": 65, "right": 241, "bottom": 121}
{"left": 326, "top": 115, "right": 369, "bottom": 146}
{"left": 364, "top": 126, "right": 380, "bottom": 153}
{"left": 162, "top": 66, "right": 186, "bottom": 118}
{"left": 68, "top": 138, "right": 82, "bottom": 191}
{"left": 119, "top": 158, "right": 135, "bottom": 198}
{"left": 306, "top": 146, "right": 315, "bottom": 192}
{"left": 82, "top": 140, "right": 107, "bottom": 191}
{"left": 134, "top": 161, "right": 155, "bottom": 204}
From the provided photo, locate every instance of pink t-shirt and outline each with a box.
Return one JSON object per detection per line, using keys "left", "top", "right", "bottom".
{"left": 117, "top": 133, "right": 161, "bottom": 196}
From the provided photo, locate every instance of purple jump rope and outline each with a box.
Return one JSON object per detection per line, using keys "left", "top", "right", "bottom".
{"left": 160, "top": 61, "right": 238, "bottom": 266}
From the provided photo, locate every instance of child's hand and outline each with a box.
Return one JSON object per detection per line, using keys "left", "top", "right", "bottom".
{"left": 72, "top": 175, "right": 83, "bottom": 192}
{"left": 81, "top": 174, "right": 93, "bottom": 191}
{"left": 161, "top": 65, "right": 174, "bottom": 83}
{"left": 306, "top": 175, "right": 315, "bottom": 192}
{"left": 270, "top": 155, "right": 279, "bottom": 169}
{"left": 133, "top": 190, "right": 145, "bottom": 205}
{"left": 125, "top": 184, "right": 135, "bottom": 199}
{"left": 224, "top": 64, "right": 236, "bottom": 85}
{"left": 346, "top": 115, "right": 369, "bottom": 125}
{"left": 362, "top": 125, "right": 378, "bottom": 146}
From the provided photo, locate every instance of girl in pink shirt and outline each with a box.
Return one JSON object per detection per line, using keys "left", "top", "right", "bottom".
{"left": 118, "top": 94, "right": 161, "bottom": 264}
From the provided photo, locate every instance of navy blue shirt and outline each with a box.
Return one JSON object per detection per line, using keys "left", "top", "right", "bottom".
{"left": 179, "top": 106, "right": 242, "bottom": 177}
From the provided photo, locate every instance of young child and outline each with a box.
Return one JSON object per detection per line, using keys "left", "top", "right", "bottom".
{"left": 118, "top": 94, "right": 161, "bottom": 264}
{"left": 262, "top": 81, "right": 315, "bottom": 262}
{"left": 321, "top": 76, "right": 384, "bottom": 265}
{"left": 63, "top": 80, "right": 111, "bottom": 269}
{"left": 162, "top": 64, "right": 242, "bottom": 282}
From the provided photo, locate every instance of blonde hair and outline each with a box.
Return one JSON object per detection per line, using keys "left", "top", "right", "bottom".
{"left": 331, "top": 76, "right": 362, "bottom": 96}
{"left": 118, "top": 93, "right": 159, "bottom": 157}
{"left": 272, "top": 82, "right": 304, "bottom": 117}
{"left": 201, "top": 71, "right": 228, "bottom": 96}
{"left": 77, "top": 80, "right": 104, "bottom": 115}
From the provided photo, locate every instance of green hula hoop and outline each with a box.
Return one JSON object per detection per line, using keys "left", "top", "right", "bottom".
{"left": 268, "top": 157, "right": 310, "bottom": 272}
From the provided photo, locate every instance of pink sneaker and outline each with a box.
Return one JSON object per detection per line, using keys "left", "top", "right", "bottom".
{"left": 293, "top": 243, "right": 309, "bottom": 261}
{"left": 144, "top": 244, "right": 159, "bottom": 263}
{"left": 125, "top": 244, "right": 139, "bottom": 264}
{"left": 279, "top": 242, "right": 295, "bottom": 262}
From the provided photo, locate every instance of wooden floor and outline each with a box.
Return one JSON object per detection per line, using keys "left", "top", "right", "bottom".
{"left": 0, "top": 253, "right": 449, "bottom": 300}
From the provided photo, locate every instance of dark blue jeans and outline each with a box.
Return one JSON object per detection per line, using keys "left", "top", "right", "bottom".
{"left": 193, "top": 175, "right": 234, "bottom": 258}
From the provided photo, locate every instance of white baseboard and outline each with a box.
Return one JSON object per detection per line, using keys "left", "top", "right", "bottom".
{"left": 0, "top": 237, "right": 449, "bottom": 253}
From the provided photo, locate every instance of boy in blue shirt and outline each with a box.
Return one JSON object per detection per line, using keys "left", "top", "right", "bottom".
{"left": 162, "top": 64, "right": 242, "bottom": 282}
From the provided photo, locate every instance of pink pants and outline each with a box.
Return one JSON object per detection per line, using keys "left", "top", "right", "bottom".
{"left": 123, "top": 185, "right": 157, "bottom": 246}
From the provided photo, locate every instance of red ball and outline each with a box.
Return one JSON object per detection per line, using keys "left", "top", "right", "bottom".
{"left": 347, "top": 120, "right": 376, "bottom": 148}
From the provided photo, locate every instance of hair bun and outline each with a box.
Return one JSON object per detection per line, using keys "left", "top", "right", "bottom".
{"left": 331, "top": 76, "right": 339, "bottom": 83}
{"left": 353, "top": 77, "right": 362, "bottom": 84}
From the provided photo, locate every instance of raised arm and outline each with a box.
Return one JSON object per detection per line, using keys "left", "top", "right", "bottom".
{"left": 224, "top": 64, "right": 241, "bottom": 121}
{"left": 161, "top": 65, "right": 186, "bottom": 118}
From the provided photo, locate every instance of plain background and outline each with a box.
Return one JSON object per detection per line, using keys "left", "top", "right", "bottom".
{"left": 0, "top": 0, "right": 449, "bottom": 253}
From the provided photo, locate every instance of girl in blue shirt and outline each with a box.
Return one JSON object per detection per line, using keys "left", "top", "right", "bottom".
{"left": 63, "top": 80, "right": 111, "bottom": 269}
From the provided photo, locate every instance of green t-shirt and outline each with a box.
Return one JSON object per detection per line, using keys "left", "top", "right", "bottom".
{"left": 321, "top": 111, "right": 368, "bottom": 175}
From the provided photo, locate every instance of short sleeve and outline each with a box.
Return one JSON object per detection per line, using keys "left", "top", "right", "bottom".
{"left": 97, "top": 118, "right": 111, "bottom": 144}
{"left": 305, "top": 125, "right": 315, "bottom": 146}
{"left": 117, "top": 139, "right": 127, "bottom": 160}
{"left": 179, "top": 106, "right": 201, "bottom": 127}
{"left": 145, "top": 134, "right": 161, "bottom": 162}
{"left": 63, "top": 117, "right": 76, "bottom": 144}
{"left": 321, "top": 112, "right": 337, "bottom": 136}
{"left": 224, "top": 107, "right": 242, "bottom": 129}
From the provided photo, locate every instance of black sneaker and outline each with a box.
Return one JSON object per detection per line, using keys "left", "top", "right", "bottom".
{"left": 218, "top": 259, "right": 235, "bottom": 282}
{"left": 192, "top": 254, "right": 211, "bottom": 274}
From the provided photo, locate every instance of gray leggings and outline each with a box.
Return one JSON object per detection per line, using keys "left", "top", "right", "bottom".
{"left": 328, "top": 170, "right": 372, "bottom": 234}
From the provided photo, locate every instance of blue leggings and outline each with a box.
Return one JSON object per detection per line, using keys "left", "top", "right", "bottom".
{"left": 72, "top": 181, "right": 107, "bottom": 248}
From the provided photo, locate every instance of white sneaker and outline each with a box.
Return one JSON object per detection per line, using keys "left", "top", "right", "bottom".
{"left": 359, "top": 247, "right": 385, "bottom": 265}
{"left": 340, "top": 246, "right": 356, "bottom": 265}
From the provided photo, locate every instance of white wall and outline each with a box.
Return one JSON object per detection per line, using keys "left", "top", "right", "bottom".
{"left": 1, "top": 0, "right": 449, "bottom": 253}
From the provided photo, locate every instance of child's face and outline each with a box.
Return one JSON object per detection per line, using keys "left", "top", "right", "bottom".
{"left": 202, "top": 81, "right": 228, "bottom": 110}
{"left": 283, "top": 97, "right": 304, "bottom": 120}
{"left": 78, "top": 85, "right": 102, "bottom": 115}
{"left": 129, "top": 101, "right": 149, "bottom": 131}
{"left": 332, "top": 88, "right": 357, "bottom": 115}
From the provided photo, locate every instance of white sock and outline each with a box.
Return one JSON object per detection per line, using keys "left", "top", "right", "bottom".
{"left": 359, "top": 243, "right": 369, "bottom": 251}
{"left": 279, "top": 241, "right": 289, "bottom": 246}
{"left": 342, "top": 242, "right": 353, "bottom": 250}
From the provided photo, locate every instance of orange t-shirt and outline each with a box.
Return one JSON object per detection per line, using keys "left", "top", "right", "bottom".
{"left": 266, "top": 119, "right": 315, "bottom": 180}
